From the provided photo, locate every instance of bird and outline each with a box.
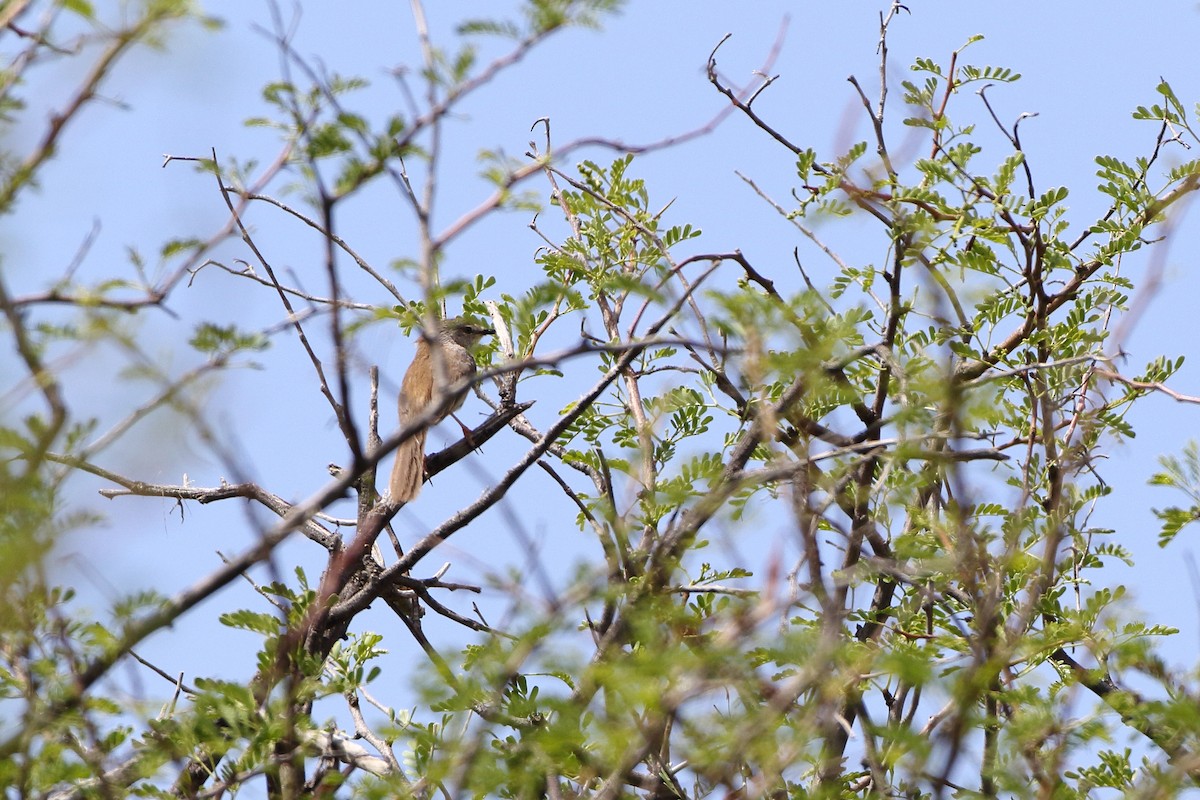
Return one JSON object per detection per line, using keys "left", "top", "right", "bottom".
{"left": 388, "top": 317, "right": 494, "bottom": 503}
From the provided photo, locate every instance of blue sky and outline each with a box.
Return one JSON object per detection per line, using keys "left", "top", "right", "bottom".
{"left": 13, "top": 0, "right": 1200, "bottom": 713}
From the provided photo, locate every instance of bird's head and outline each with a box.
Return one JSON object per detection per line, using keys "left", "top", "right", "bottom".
{"left": 439, "top": 317, "right": 495, "bottom": 348}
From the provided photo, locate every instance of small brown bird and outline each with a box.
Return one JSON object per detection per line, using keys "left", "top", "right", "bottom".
{"left": 388, "top": 317, "right": 493, "bottom": 502}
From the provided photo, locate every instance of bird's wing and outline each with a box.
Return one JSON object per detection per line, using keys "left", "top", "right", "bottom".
{"left": 398, "top": 347, "right": 434, "bottom": 422}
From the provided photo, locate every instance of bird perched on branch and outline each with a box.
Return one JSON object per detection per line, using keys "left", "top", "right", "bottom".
{"left": 388, "top": 317, "right": 494, "bottom": 503}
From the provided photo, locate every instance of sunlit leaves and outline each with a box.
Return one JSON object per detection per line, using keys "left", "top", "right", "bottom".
{"left": 458, "top": 18, "right": 522, "bottom": 38}
{"left": 220, "top": 608, "right": 282, "bottom": 637}
{"left": 1067, "top": 748, "right": 1136, "bottom": 792}
{"left": 1029, "top": 185, "right": 1068, "bottom": 219}
{"left": 189, "top": 322, "right": 269, "bottom": 356}
{"left": 62, "top": 0, "right": 96, "bottom": 18}
{"left": 1150, "top": 441, "right": 1200, "bottom": 546}
{"left": 326, "top": 632, "right": 386, "bottom": 692}
{"left": 523, "top": 0, "right": 625, "bottom": 33}
{"left": 8, "top": 0, "right": 1200, "bottom": 795}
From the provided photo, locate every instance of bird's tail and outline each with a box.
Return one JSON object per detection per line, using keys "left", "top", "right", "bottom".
{"left": 388, "top": 430, "right": 426, "bottom": 502}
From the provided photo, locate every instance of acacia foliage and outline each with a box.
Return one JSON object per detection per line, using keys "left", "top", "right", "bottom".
{"left": 4, "top": 1, "right": 1200, "bottom": 798}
